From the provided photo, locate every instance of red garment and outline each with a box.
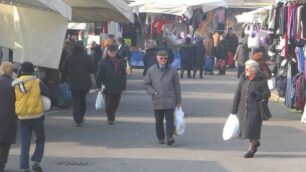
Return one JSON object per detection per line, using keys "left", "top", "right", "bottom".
{"left": 226, "top": 52, "right": 234, "bottom": 67}
{"left": 247, "top": 75, "right": 256, "bottom": 81}
{"left": 152, "top": 19, "right": 167, "bottom": 34}
{"left": 114, "top": 59, "right": 121, "bottom": 72}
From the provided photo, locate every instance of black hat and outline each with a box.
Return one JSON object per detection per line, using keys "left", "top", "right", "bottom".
{"left": 157, "top": 50, "right": 168, "bottom": 56}
{"left": 20, "top": 61, "right": 34, "bottom": 74}
{"left": 108, "top": 45, "right": 117, "bottom": 51}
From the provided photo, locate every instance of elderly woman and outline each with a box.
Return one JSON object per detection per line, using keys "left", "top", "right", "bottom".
{"left": 0, "top": 62, "right": 17, "bottom": 172}
{"left": 231, "top": 59, "right": 271, "bottom": 158}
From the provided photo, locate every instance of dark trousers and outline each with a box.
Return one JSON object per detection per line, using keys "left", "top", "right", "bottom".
{"left": 237, "top": 65, "right": 245, "bottom": 78}
{"left": 0, "top": 143, "right": 11, "bottom": 170}
{"left": 19, "top": 117, "right": 45, "bottom": 169}
{"left": 181, "top": 69, "right": 192, "bottom": 78}
{"left": 193, "top": 64, "right": 204, "bottom": 78}
{"left": 71, "top": 89, "right": 89, "bottom": 124}
{"left": 154, "top": 109, "right": 175, "bottom": 141}
{"left": 104, "top": 93, "right": 122, "bottom": 122}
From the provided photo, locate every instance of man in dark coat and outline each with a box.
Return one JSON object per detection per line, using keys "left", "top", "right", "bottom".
{"left": 179, "top": 37, "right": 195, "bottom": 78}
{"left": 0, "top": 62, "right": 17, "bottom": 172}
{"left": 158, "top": 40, "right": 175, "bottom": 65}
{"left": 143, "top": 40, "right": 159, "bottom": 76}
{"left": 117, "top": 38, "right": 130, "bottom": 90}
{"left": 90, "top": 41, "right": 102, "bottom": 75}
{"left": 193, "top": 38, "right": 206, "bottom": 78}
{"left": 231, "top": 59, "right": 270, "bottom": 158}
{"left": 225, "top": 28, "right": 239, "bottom": 67}
{"left": 96, "top": 45, "right": 127, "bottom": 125}
{"left": 61, "top": 43, "right": 94, "bottom": 126}
{"left": 117, "top": 38, "right": 131, "bottom": 62}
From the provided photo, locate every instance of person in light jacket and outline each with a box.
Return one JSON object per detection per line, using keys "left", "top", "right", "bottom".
{"left": 144, "top": 50, "right": 182, "bottom": 146}
{"left": 0, "top": 62, "right": 17, "bottom": 172}
{"left": 231, "top": 59, "right": 270, "bottom": 158}
{"left": 12, "top": 61, "right": 49, "bottom": 172}
{"left": 234, "top": 42, "right": 249, "bottom": 78}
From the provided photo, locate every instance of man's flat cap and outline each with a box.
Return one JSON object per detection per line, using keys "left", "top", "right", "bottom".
{"left": 157, "top": 50, "right": 168, "bottom": 56}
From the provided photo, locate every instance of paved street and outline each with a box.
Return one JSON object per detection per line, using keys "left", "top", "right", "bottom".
{"left": 5, "top": 69, "right": 306, "bottom": 172}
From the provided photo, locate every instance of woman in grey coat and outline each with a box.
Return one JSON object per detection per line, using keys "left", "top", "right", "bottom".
{"left": 144, "top": 50, "right": 182, "bottom": 146}
{"left": 231, "top": 59, "right": 270, "bottom": 158}
{"left": 0, "top": 62, "right": 17, "bottom": 172}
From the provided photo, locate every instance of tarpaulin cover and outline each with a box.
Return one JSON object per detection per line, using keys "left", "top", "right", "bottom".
{"left": 0, "top": 1, "right": 71, "bottom": 69}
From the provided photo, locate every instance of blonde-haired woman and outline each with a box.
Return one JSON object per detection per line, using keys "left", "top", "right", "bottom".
{"left": 231, "top": 59, "right": 271, "bottom": 158}
{"left": 0, "top": 62, "right": 17, "bottom": 172}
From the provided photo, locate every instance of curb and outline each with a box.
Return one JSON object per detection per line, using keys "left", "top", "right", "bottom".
{"left": 270, "top": 89, "right": 285, "bottom": 103}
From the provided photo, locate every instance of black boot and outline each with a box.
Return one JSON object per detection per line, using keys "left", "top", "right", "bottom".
{"left": 244, "top": 151, "right": 255, "bottom": 158}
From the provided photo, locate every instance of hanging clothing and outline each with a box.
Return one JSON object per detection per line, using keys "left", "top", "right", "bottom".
{"left": 199, "top": 21, "right": 208, "bottom": 37}
{"left": 296, "top": 47, "right": 305, "bottom": 73}
{"left": 301, "top": 5, "right": 306, "bottom": 39}
{"left": 293, "top": 73, "right": 305, "bottom": 111}
{"left": 285, "top": 62, "right": 294, "bottom": 108}
{"left": 213, "top": 8, "right": 225, "bottom": 24}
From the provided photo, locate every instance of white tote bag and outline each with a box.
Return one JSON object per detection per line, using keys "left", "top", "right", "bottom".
{"left": 174, "top": 107, "right": 186, "bottom": 135}
{"left": 267, "top": 77, "right": 276, "bottom": 90}
{"left": 95, "top": 91, "right": 105, "bottom": 110}
{"left": 42, "top": 96, "right": 51, "bottom": 112}
{"left": 222, "top": 114, "right": 240, "bottom": 140}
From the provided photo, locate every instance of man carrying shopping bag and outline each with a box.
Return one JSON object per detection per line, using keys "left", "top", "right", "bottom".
{"left": 144, "top": 50, "right": 182, "bottom": 146}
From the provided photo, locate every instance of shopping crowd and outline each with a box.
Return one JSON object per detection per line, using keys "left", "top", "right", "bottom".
{"left": 0, "top": 28, "right": 274, "bottom": 172}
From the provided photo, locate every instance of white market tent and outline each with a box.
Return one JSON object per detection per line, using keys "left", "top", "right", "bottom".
{"left": 0, "top": 0, "right": 71, "bottom": 69}
{"left": 235, "top": 6, "right": 272, "bottom": 23}
{"left": 226, "top": 0, "right": 274, "bottom": 8}
{"left": 129, "top": 0, "right": 226, "bottom": 19}
{"left": 62, "top": 0, "right": 134, "bottom": 23}
{"left": 0, "top": 0, "right": 134, "bottom": 69}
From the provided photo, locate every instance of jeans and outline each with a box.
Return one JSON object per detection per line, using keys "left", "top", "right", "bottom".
{"left": 104, "top": 93, "right": 122, "bottom": 122}
{"left": 19, "top": 117, "right": 45, "bottom": 169}
{"left": 154, "top": 109, "right": 175, "bottom": 141}
{"left": 71, "top": 89, "right": 89, "bottom": 124}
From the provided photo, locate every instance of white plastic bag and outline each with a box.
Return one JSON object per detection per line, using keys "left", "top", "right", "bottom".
{"left": 222, "top": 114, "right": 240, "bottom": 140}
{"left": 174, "top": 107, "right": 185, "bottom": 135}
{"left": 95, "top": 91, "right": 104, "bottom": 110}
{"left": 42, "top": 96, "right": 51, "bottom": 112}
{"left": 301, "top": 103, "right": 306, "bottom": 124}
{"left": 267, "top": 77, "right": 276, "bottom": 90}
{"left": 126, "top": 59, "right": 132, "bottom": 75}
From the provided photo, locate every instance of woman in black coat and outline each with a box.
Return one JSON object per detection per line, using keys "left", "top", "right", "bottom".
{"left": 0, "top": 62, "right": 17, "bottom": 171}
{"left": 216, "top": 38, "right": 227, "bottom": 75}
{"left": 231, "top": 59, "right": 270, "bottom": 158}
{"left": 193, "top": 38, "right": 205, "bottom": 78}
{"left": 179, "top": 37, "right": 195, "bottom": 78}
{"left": 61, "top": 43, "right": 94, "bottom": 126}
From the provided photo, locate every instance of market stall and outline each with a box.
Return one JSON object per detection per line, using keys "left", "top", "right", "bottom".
{"left": 0, "top": 0, "right": 71, "bottom": 69}
{"left": 62, "top": 0, "right": 134, "bottom": 23}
